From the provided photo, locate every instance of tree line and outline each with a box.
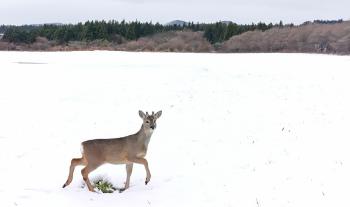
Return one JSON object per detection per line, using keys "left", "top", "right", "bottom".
{"left": 1, "top": 20, "right": 278, "bottom": 44}
{"left": 0, "top": 19, "right": 342, "bottom": 45}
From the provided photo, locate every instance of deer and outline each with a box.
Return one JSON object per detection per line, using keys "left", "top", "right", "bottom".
{"left": 62, "top": 110, "right": 162, "bottom": 192}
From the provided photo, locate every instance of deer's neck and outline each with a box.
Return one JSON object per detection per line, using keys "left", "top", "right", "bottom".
{"left": 137, "top": 124, "right": 153, "bottom": 146}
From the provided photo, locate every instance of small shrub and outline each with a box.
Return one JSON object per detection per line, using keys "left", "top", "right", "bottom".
{"left": 91, "top": 177, "right": 117, "bottom": 193}
{"left": 30, "top": 36, "right": 50, "bottom": 50}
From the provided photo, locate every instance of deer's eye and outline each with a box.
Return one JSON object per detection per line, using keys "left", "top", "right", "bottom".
{"left": 146, "top": 121, "right": 150, "bottom": 123}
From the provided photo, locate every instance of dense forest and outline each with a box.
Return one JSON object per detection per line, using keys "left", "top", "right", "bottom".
{"left": 0, "top": 20, "right": 283, "bottom": 44}
{"left": 1, "top": 19, "right": 348, "bottom": 54}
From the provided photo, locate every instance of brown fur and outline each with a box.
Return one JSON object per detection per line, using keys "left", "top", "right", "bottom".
{"left": 62, "top": 110, "right": 162, "bottom": 192}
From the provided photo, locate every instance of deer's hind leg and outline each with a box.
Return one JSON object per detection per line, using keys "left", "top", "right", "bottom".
{"left": 120, "top": 163, "right": 133, "bottom": 193}
{"left": 81, "top": 163, "right": 101, "bottom": 192}
{"left": 63, "top": 157, "right": 86, "bottom": 188}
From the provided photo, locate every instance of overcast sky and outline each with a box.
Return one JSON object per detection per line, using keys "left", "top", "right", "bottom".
{"left": 0, "top": 0, "right": 349, "bottom": 25}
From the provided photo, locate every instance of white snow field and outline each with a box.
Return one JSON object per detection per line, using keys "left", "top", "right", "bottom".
{"left": 0, "top": 51, "right": 350, "bottom": 207}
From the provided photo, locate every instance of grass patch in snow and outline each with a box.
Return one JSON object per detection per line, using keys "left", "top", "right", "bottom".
{"left": 82, "top": 176, "right": 117, "bottom": 193}
{"left": 94, "top": 178, "right": 116, "bottom": 193}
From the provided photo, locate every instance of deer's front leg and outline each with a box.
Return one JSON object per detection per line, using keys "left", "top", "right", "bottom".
{"left": 128, "top": 157, "right": 151, "bottom": 185}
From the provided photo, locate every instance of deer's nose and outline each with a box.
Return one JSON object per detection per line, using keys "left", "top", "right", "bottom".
{"left": 150, "top": 126, "right": 155, "bottom": 130}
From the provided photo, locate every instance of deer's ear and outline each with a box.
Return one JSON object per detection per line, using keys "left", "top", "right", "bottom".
{"left": 139, "top": 110, "right": 146, "bottom": 119}
{"left": 155, "top": 110, "right": 162, "bottom": 119}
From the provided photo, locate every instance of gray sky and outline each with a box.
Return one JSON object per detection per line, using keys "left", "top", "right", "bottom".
{"left": 0, "top": 0, "right": 349, "bottom": 25}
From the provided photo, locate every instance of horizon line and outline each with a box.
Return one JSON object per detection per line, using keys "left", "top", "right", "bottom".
{"left": 1, "top": 18, "right": 348, "bottom": 27}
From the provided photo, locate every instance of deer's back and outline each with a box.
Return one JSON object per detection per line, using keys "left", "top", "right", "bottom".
{"left": 81, "top": 137, "right": 132, "bottom": 164}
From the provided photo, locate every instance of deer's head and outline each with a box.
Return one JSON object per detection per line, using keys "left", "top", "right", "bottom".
{"left": 139, "top": 110, "right": 162, "bottom": 130}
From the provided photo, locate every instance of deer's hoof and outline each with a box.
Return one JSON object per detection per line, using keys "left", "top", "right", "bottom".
{"left": 62, "top": 184, "right": 67, "bottom": 188}
{"left": 145, "top": 176, "right": 151, "bottom": 185}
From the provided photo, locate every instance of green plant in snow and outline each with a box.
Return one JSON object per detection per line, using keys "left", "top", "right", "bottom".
{"left": 93, "top": 177, "right": 117, "bottom": 193}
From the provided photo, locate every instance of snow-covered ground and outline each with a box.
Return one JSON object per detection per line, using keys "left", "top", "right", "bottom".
{"left": 0, "top": 51, "right": 350, "bottom": 207}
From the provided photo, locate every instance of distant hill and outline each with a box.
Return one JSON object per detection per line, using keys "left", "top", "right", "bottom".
{"left": 166, "top": 20, "right": 233, "bottom": 26}
{"left": 220, "top": 21, "right": 233, "bottom": 25}
{"left": 166, "top": 20, "right": 188, "bottom": 26}
{"left": 30, "top": 23, "right": 63, "bottom": 26}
